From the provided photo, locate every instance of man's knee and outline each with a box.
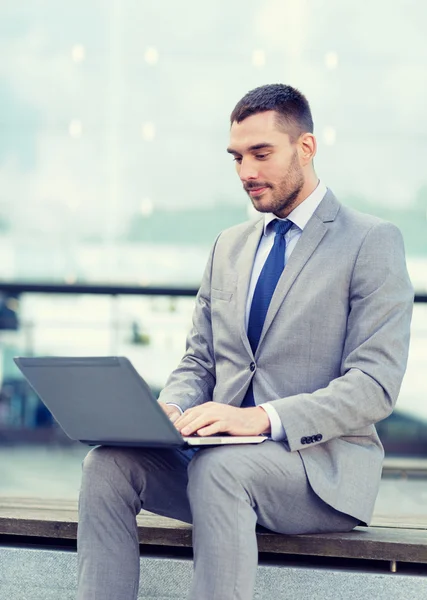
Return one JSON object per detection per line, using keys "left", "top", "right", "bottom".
{"left": 187, "top": 447, "right": 249, "bottom": 497}
{"left": 80, "top": 446, "right": 138, "bottom": 498}
{"left": 82, "top": 445, "right": 121, "bottom": 476}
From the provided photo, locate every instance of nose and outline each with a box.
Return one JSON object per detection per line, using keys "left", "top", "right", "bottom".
{"left": 238, "top": 157, "right": 259, "bottom": 182}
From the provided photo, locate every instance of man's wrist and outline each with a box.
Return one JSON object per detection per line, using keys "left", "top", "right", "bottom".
{"left": 256, "top": 406, "right": 271, "bottom": 434}
{"left": 259, "top": 403, "right": 287, "bottom": 441}
{"left": 165, "top": 402, "right": 183, "bottom": 415}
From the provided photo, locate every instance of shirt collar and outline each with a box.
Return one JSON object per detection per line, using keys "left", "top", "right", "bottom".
{"left": 262, "top": 180, "right": 328, "bottom": 235}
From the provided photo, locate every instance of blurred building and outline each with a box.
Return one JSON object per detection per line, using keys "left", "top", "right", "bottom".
{"left": 0, "top": 1, "right": 426, "bottom": 463}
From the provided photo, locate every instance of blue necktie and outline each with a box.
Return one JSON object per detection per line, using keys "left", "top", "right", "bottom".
{"left": 241, "top": 219, "right": 293, "bottom": 407}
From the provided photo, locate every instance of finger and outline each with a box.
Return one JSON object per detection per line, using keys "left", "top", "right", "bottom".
{"left": 175, "top": 403, "right": 223, "bottom": 433}
{"left": 175, "top": 405, "right": 208, "bottom": 429}
{"left": 174, "top": 402, "right": 214, "bottom": 424}
{"left": 174, "top": 410, "right": 198, "bottom": 430}
{"left": 197, "top": 421, "right": 224, "bottom": 436}
{"left": 181, "top": 414, "right": 217, "bottom": 436}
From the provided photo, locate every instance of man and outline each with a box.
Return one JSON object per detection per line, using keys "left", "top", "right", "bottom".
{"left": 77, "top": 84, "right": 413, "bottom": 600}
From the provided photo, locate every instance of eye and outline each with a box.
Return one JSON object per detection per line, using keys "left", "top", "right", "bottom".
{"left": 255, "top": 153, "right": 269, "bottom": 160}
{"left": 233, "top": 156, "right": 242, "bottom": 164}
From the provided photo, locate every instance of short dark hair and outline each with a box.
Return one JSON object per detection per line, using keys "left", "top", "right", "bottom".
{"left": 230, "top": 84, "right": 313, "bottom": 141}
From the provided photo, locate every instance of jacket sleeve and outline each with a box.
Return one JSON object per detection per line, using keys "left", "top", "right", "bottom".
{"left": 157, "top": 237, "right": 218, "bottom": 412}
{"left": 270, "top": 221, "right": 414, "bottom": 452}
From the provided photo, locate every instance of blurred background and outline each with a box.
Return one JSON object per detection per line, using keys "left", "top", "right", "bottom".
{"left": 0, "top": 1, "right": 426, "bottom": 503}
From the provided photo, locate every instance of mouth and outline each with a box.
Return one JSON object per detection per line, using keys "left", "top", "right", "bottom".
{"left": 247, "top": 186, "right": 269, "bottom": 197}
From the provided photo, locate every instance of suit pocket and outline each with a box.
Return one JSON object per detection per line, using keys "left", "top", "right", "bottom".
{"left": 211, "top": 288, "right": 233, "bottom": 301}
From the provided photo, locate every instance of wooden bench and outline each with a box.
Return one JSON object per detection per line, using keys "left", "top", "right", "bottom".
{"left": 1, "top": 497, "right": 426, "bottom": 571}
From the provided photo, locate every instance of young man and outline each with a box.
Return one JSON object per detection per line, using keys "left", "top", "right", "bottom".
{"left": 77, "top": 84, "right": 413, "bottom": 600}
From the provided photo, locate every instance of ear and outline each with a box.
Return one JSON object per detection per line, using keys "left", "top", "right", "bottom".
{"left": 298, "top": 133, "right": 317, "bottom": 166}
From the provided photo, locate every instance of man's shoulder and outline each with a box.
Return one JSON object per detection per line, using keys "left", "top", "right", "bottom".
{"left": 339, "top": 204, "right": 388, "bottom": 228}
{"left": 319, "top": 190, "right": 405, "bottom": 255}
{"left": 330, "top": 193, "right": 399, "bottom": 235}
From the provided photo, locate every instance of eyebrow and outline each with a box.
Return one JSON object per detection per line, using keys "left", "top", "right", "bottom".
{"left": 226, "top": 143, "right": 275, "bottom": 155}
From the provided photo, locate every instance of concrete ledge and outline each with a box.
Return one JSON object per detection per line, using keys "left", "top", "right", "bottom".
{"left": 1, "top": 546, "right": 426, "bottom": 600}
{"left": 382, "top": 457, "right": 427, "bottom": 478}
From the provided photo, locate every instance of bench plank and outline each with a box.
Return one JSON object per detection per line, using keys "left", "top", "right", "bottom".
{"left": 1, "top": 498, "right": 426, "bottom": 564}
{"left": 1, "top": 497, "right": 426, "bottom": 529}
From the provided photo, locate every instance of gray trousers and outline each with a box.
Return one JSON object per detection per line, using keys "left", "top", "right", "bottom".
{"left": 77, "top": 441, "right": 358, "bottom": 600}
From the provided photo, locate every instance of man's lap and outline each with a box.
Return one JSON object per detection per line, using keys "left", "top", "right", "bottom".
{"left": 84, "top": 442, "right": 357, "bottom": 534}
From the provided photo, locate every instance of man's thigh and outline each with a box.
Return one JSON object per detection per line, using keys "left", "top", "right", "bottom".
{"left": 137, "top": 446, "right": 197, "bottom": 523}
{"left": 83, "top": 445, "right": 197, "bottom": 524}
{"left": 189, "top": 441, "right": 357, "bottom": 534}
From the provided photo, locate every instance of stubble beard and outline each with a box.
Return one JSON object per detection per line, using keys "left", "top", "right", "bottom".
{"left": 247, "top": 151, "right": 304, "bottom": 218}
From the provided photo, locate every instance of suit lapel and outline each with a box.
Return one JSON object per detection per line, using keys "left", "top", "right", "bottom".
{"left": 235, "top": 218, "right": 264, "bottom": 357}
{"left": 255, "top": 190, "right": 340, "bottom": 355}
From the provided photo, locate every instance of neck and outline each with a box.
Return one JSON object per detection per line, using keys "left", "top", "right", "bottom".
{"left": 298, "top": 174, "right": 320, "bottom": 205}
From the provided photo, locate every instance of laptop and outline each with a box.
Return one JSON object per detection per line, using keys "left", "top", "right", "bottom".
{"left": 13, "top": 356, "right": 267, "bottom": 448}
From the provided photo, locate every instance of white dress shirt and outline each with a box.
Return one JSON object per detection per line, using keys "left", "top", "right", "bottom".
{"left": 169, "top": 181, "right": 327, "bottom": 440}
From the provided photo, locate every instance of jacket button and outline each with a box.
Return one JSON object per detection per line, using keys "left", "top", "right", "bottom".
{"left": 316, "top": 434, "right": 323, "bottom": 442}
{"left": 249, "top": 362, "right": 256, "bottom": 372}
{"left": 306, "top": 436, "right": 313, "bottom": 444}
{"left": 301, "top": 437, "right": 307, "bottom": 444}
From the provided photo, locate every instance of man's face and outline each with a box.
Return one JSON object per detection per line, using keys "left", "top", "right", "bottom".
{"left": 227, "top": 110, "right": 305, "bottom": 218}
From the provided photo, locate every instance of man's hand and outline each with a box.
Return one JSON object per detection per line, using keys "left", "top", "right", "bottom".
{"left": 174, "top": 402, "right": 271, "bottom": 437}
{"left": 159, "top": 402, "right": 181, "bottom": 424}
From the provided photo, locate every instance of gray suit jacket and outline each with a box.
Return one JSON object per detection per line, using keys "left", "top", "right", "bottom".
{"left": 159, "top": 190, "right": 414, "bottom": 524}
